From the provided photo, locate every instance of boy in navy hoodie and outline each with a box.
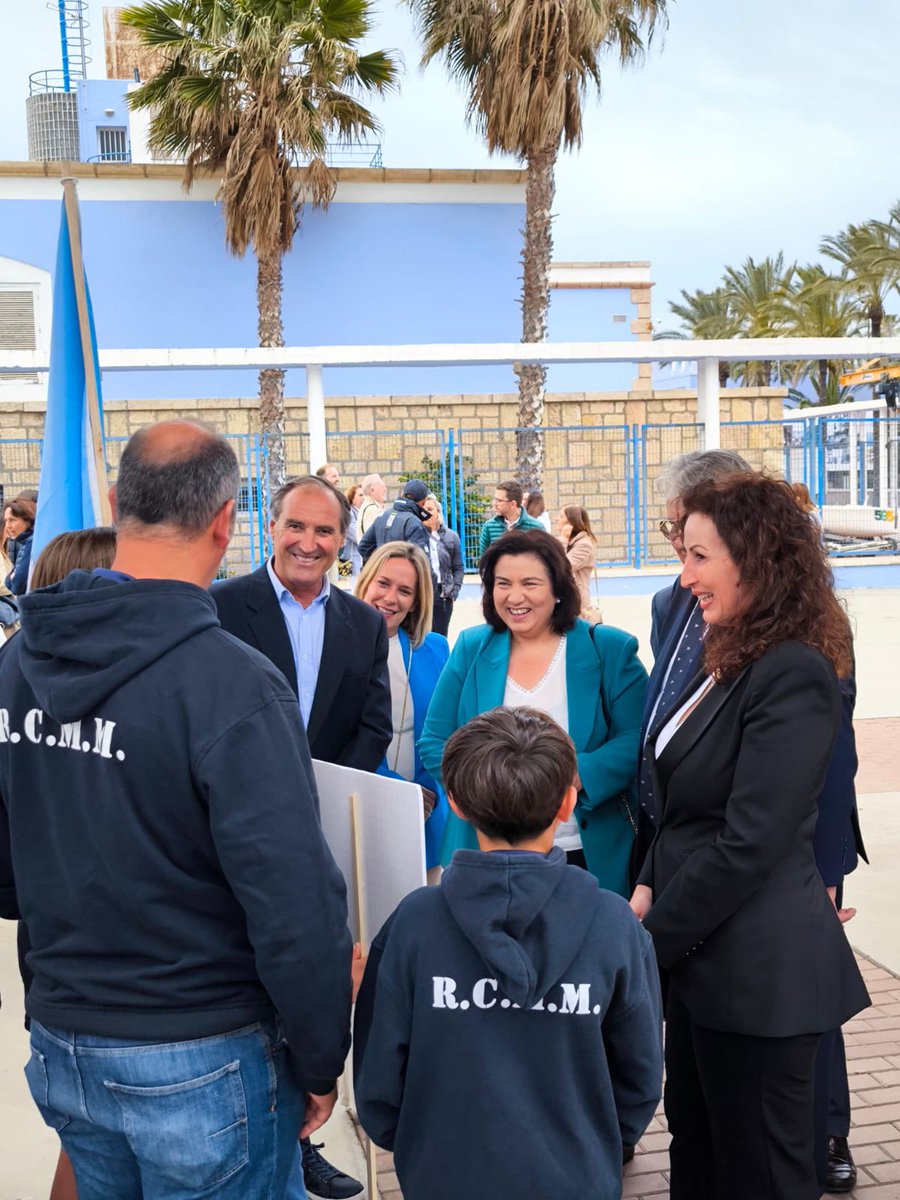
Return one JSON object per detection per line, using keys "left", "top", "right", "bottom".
{"left": 353, "top": 707, "right": 663, "bottom": 1200}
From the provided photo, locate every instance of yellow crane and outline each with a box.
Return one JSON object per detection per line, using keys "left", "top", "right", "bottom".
{"left": 839, "top": 359, "right": 900, "bottom": 407}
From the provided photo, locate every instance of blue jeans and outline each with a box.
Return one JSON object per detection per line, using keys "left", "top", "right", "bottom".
{"left": 284, "top": 1144, "right": 308, "bottom": 1200}
{"left": 26, "top": 1019, "right": 305, "bottom": 1200}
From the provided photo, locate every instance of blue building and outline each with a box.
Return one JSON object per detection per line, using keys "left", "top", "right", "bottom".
{"left": 0, "top": 161, "right": 652, "bottom": 403}
{"left": 76, "top": 78, "right": 133, "bottom": 164}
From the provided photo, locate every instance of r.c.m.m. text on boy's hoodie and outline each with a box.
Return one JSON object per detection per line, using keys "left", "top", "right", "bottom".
{"left": 0, "top": 569, "right": 352, "bottom": 1094}
{"left": 353, "top": 847, "right": 663, "bottom": 1200}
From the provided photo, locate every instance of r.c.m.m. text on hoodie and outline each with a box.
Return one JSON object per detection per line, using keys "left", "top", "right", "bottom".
{"left": 353, "top": 848, "right": 663, "bottom": 1200}
{"left": 0, "top": 569, "right": 352, "bottom": 1094}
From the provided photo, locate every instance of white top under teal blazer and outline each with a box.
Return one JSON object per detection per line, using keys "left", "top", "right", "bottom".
{"left": 418, "top": 619, "right": 648, "bottom": 896}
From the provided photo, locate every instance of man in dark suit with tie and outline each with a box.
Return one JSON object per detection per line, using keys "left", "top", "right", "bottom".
{"left": 214, "top": 473, "right": 391, "bottom": 1199}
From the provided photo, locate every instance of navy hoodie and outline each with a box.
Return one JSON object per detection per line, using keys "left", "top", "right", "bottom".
{"left": 354, "top": 848, "right": 663, "bottom": 1200}
{"left": 0, "top": 570, "right": 352, "bottom": 1093}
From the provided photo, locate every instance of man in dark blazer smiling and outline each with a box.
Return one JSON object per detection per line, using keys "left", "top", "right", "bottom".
{"left": 214, "top": 473, "right": 390, "bottom": 1199}
{"left": 214, "top": 474, "right": 391, "bottom": 774}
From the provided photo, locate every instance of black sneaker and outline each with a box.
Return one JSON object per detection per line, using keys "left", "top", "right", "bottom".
{"left": 826, "top": 1136, "right": 857, "bottom": 1194}
{"left": 300, "top": 1139, "right": 364, "bottom": 1199}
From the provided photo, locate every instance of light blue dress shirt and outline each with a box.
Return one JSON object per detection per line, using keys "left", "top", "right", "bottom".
{"left": 266, "top": 558, "right": 330, "bottom": 728}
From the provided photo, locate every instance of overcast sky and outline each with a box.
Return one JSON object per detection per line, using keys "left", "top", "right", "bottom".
{"left": 2, "top": 0, "right": 899, "bottom": 327}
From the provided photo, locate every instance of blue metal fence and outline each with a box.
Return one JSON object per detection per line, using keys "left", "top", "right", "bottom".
{"left": 453, "top": 423, "right": 634, "bottom": 570}
{"left": 4, "top": 415, "right": 899, "bottom": 573}
{"left": 638, "top": 423, "right": 703, "bottom": 567}
{"left": 719, "top": 415, "right": 900, "bottom": 551}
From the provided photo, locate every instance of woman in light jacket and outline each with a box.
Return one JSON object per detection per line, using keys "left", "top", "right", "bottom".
{"left": 419, "top": 529, "right": 647, "bottom": 896}
{"left": 557, "top": 504, "right": 599, "bottom": 622}
{"left": 356, "top": 542, "right": 450, "bottom": 879}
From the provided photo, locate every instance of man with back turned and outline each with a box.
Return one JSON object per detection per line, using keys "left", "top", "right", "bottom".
{"left": 0, "top": 420, "right": 352, "bottom": 1199}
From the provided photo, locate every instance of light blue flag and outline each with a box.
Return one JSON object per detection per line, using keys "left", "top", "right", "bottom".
{"left": 31, "top": 185, "right": 107, "bottom": 573}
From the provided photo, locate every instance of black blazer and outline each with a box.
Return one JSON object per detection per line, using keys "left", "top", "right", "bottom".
{"left": 213, "top": 565, "right": 392, "bottom": 773}
{"left": 814, "top": 672, "right": 868, "bottom": 886}
{"left": 640, "top": 641, "right": 869, "bottom": 1038}
{"left": 642, "top": 586, "right": 866, "bottom": 885}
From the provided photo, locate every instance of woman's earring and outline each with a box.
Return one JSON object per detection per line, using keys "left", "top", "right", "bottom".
{"left": 555, "top": 598, "right": 561, "bottom": 605}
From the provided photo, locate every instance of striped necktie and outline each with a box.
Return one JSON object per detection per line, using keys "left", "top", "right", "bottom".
{"left": 638, "top": 602, "right": 706, "bottom": 824}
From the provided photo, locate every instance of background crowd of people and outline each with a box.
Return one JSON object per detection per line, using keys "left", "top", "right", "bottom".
{"left": 0, "top": 429, "right": 870, "bottom": 1200}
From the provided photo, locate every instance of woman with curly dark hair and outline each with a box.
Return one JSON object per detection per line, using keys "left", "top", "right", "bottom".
{"left": 419, "top": 529, "right": 647, "bottom": 893}
{"left": 630, "top": 473, "right": 869, "bottom": 1200}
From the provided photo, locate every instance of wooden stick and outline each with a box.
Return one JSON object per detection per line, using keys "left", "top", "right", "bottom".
{"left": 350, "top": 792, "right": 367, "bottom": 946}
{"left": 350, "top": 792, "right": 380, "bottom": 1198}
{"left": 61, "top": 178, "right": 112, "bottom": 525}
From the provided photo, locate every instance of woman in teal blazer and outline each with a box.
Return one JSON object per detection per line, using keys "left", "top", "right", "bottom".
{"left": 419, "top": 530, "right": 648, "bottom": 896}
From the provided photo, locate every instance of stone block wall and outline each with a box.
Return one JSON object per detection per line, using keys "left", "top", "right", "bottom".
{"left": 0, "top": 386, "right": 786, "bottom": 573}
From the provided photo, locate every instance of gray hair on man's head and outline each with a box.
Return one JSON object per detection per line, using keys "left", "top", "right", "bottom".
{"left": 115, "top": 420, "right": 240, "bottom": 538}
{"left": 656, "top": 449, "right": 753, "bottom": 501}
{"left": 361, "top": 473, "right": 383, "bottom": 497}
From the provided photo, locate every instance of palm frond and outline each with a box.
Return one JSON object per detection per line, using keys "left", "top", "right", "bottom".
{"left": 119, "top": 0, "right": 398, "bottom": 257}
{"left": 820, "top": 219, "right": 900, "bottom": 332}
{"left": 408, "top": 0, "right": 666, "bottom": 155}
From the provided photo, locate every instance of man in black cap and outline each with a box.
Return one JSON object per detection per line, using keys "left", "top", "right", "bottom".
{"left": 358, "top": 479, "right": 433, "bottom": 567}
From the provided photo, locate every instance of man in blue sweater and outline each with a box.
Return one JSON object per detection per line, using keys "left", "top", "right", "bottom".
{"left": 353, "top": 707, "right": 663, "bottom": 1200}
{"left": 0, "top": 420, "right": 352, "bottom": 1199}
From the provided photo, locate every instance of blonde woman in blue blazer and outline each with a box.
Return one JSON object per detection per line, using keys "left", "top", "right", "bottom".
{"left": 419, "top": 529, "right": 648, "bottom": 896}
{"left": 356, "top": 542, "right": 450, "bottom": 875}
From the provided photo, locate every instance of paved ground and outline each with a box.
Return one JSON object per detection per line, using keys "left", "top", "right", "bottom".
{"left": 856, "top": 720, "right": 899, "bottom": 795}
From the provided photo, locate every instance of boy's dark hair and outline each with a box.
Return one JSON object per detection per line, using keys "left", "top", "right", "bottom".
{"left": 442, "top": 707, "right": 576, "bottom": 843}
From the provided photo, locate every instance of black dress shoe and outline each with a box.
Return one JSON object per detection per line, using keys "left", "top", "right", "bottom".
{"left": 300, "top": 1138, "right": 364, "bottom": 1199}
{"left": 826, "top": 1136, "right": 857, "bottom": 1194}
{"left": 622, "top": 1142, "right": 636, "bottom": 1165}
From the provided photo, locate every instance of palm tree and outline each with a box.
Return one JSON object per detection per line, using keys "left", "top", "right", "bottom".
{"left": 774, "top": 265, "right": 863, "bottom": 405}
{"left": 408, "top": 0, "right": 668, "bottom": 489}
{"left": 820, "top": 219, "right": 900, "bottom": 338}
{"left": 662, "top": 287, "right": 739, "bottom": 386}
{"left": 721, "top": 254, "right": 795, "bottom": 387}
{"left": 121, "top": 0, "right": 398, "bottom": 485}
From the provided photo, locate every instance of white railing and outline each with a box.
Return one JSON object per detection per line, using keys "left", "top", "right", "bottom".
{"left": 2, "top": 336, "right": 899, "bottom": 469}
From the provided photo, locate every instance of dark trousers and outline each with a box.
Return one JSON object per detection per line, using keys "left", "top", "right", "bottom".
{"left": 814, "top": 1027, "right": 851, "bottom": 1190}
{"left": 812, "top": 884, "right": 852, "bottom": 1188}
{"left": 828, "top": 1031, "right": 851, "bottom": 1137}
{"left": 665, "top": 984, "right": 821, "bottom": 1200}
{"left": 432, "top": 594, "right": 454, "bottom": 637}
